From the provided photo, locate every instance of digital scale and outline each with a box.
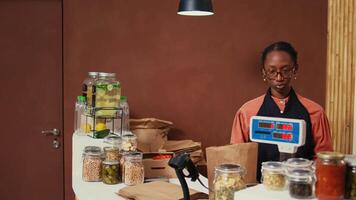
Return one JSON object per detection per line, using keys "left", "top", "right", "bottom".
{"left": 249, "top": 116, "right": 306, "bottom": 154}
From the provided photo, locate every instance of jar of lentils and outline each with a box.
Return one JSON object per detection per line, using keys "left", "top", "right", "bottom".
{"left": 103, "top": 134, "right": 122, "bottom": 161}
{"left": 123, "top": 152, "right": 144, "bottom": 186}
{"left": 82, "top": 146, "right": 104, "bottom": 182}
{"left": 287, "top": 168, "right": 314, "bottom": 199}
{"left": 261, "top": 161, "right": 286, "bottom": 191}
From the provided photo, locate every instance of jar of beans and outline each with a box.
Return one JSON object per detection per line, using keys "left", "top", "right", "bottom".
{"left": 261, "top": 161, "right": 286, "bottom": 191}
{"left": 123, "top": 152, "right": 144, "bottom": 186}
{"left": 103, "top": 134, "right": 122, "bottom": 161}
{"left": 315, "top": 151, "right": 345, "bottom": 200}
{"left": 82, "top": 146, "right": 104, "bottom": 182}
{"left": 287, "top": 168, "right": 314, "bottom": 199}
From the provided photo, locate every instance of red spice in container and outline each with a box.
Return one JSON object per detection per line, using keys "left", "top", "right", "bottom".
{"left": 315, "top": 151, "right": 346, "bottom": 200}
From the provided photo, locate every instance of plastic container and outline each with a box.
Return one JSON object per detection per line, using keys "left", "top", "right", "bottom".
{"left": 123, "top": 152, "right": 144, "bottom": 186}
{"left": 103, "top": 135, "right": 122, "bottom": 161}
{"left": 82, "top": 72, "right": 98, "bottom": 107}
{"left": 315, "top": 151, "right": 346, "bottom": 200}
{"left": 82, "top": 146, "right": 104, "bottom": 182}
{"left": 74, "top": 96, "right": 87, "bottom": 135}
{"left": 261, "top": 161, "right": 286, "bottom": 191}
{"left": 287, "top": 168, "right": 314, "bottom": 199}
{"left": 94, "top": 72, "right": 121, "bottom": 117}
{"left": 283, "top": 158, "right": 313, "bottom": 172}
{"left": 120, "top": 96, "right": 130, "bottom": 132}
{"left": 121, "top": 134, "right": 137, "bottom": 152}
{"left": 344, "top": 155, "right": 356, "bottom": 199}
{"left": 213, "top": 164, "right": 246, "bottom": 200}
{"left": 102, "top": 160, "right": 121, "bottom": 184}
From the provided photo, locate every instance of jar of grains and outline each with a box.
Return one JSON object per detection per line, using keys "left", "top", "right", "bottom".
{"left": 82, "top": 146, "right": 104, "bottom": 182}
{"left": 315, "top": 151, "right": 345, "bottom": 200}
{"left": 123, "top": 152, "right": 144, "bottom": 186}
{"left": 213, "top": 164, "right": 246, "bottom": 200}
{"left": 287, "top": 168, "right": 314, "bottom": 199}
{"left": 261, "top": 161, "right": 286, "bottom": 191}
{"left": 103, "top": 134, "right": 122, "bottom": 161}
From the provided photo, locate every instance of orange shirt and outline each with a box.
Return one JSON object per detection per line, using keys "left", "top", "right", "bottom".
{"left": 230, "top": 94, "right": 333, "bottom": 154}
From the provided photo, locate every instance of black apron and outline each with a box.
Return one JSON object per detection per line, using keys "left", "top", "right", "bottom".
{"left": 255, "top": 88, "right": 315, "bottom": 182}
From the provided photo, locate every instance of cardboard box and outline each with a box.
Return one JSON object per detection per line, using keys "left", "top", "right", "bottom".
{"left": 143, "top": 152, "right": 177, "bottom": 178}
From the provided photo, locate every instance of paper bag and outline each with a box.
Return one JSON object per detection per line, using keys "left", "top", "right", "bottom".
{"left": 117, "top": 181, "right": 209, "bottom": 200}
{"left": 206, "top": 143, "right": 258, "bottom": 199}
{"left": 130, "top": 118, "right": 173, "bottom": 152}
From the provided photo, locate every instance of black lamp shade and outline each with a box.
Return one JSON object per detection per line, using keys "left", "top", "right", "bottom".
{"left": 178, "top": 0, "right": 214, "bottom": 16}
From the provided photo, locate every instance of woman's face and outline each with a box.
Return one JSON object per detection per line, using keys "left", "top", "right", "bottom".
{"left": 262, "top": 51, "right": 297, "bottom": 97}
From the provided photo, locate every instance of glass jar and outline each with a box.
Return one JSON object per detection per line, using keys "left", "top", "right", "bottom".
{"left": 94, "top": 72, "right": 121, "bottom": 117}
{"left": 345, "top": 155, "right": 356, "bottom": 199}
{"left": 82, "top": 146, "right": 104, "bottom": 182}
{"left": 103, "top": 135, "right": 122, "bottom": 161}
{"left": 102, "top": 160, "right": 121, "bottom": 184}
{"left": 283, "top": 158, "right": 313, "bottom": 172}
{"left": 287, "top": 168, "right": 314, "bottom": 199}
{"left": 123, "top": 152, "right": 144, "bottom": 186}
{"left": 261, "top": 161, "right": 286, "bottom": 191}
{"left": 82, "top": 72, "right": 98, "bottom": 107}
{"left": 121, "top": 134, "right": 137, "bottom": 152}
{"left": 315, "top": 151, "right": 346, "bottom": 200}
{"left": 213, "top": 164, "right": 246, "bottom": 200}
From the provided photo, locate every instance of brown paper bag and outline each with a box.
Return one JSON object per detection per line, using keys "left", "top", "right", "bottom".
{"left": 130, "top": 118, "right": 173, "bottom": 152}
{"left": 206, "top": 143, "right": 258, "bottom": 199}
{"left": 117, "top": 181, "right": 209, "bottom": 200}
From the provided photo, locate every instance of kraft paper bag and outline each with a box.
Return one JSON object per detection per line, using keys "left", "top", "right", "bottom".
{"left": 117, "top": 181, "right": 209, "bottom": 200}
{"left": 206, "top": 143, "right": 258, "bottom": 199}
{"left": 130, "top": 118, "right": 173, "bottom": 152}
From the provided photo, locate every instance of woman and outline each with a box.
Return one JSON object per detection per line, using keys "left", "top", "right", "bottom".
{"left": 230, "top": 41, "right": 333, "bottom": 181}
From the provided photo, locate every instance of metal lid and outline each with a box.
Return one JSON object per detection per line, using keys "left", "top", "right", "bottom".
{"left": 124, "top": 152, "right": 143, "bottom": 160}
{"left": 284, "top": 158, "right": 312, "bottom": 168}
{"left": 215, "top": 164, "right": 245, "bottom": 173}
{"left": 104, "top": 134, "right": 122, "bottom": 146}
{"left": 345, "top": 155, "right": 356, "bottom": 166}
{"left": 122, "top": 134, "right": 137, "bottom": 140}
{"left": 317, "top": 151, "right": 344, "bottom": 160}
{"left": 83, "top": 146, "right": 103, "bottom": 156}
{"left": 107, "top": 73, "right": 116, "bottom": 78}
{"left": 98, "top": 72, "right": 111, "bottom": 77}
{"left": 287, "top": 168, "right": 313, "bottom": 179}
{"left": 103, "top": 160, "right": 119, "bottom": 165}
{"left": 88, "top": 72, "right": 99, "bottom": 77}
{"left": 262, "top": 161, "right": 284, "bottom": 171}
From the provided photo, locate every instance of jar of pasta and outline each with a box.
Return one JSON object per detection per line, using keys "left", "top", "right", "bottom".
{"left": 213, "top": 164, "right": 246, "bottom": 200}
{"left": 121, "top": 134, "right": 137, "bottom": 152}
{"left": 82, "top": 146, "right": 104, "bottom": 182}
{"left": 261, "top": 161, "right": 286, "bottom": 191}
{"left": 315, "top": 151, "right": 345, "bottom": 200}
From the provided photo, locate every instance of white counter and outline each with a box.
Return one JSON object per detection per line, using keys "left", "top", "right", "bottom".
{"left": 72, "top": 133, "right": 209, "bottom": 200}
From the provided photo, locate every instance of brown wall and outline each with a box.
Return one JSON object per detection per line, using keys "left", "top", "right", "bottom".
{"left": 64, "top": 0, "right": 327, "bottom": 199}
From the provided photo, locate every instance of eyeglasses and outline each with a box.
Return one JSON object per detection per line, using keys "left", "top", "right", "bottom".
{"left": 264, "top": 67, "right": 295, "bottom": 79}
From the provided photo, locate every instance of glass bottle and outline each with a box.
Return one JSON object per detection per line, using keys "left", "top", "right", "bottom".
{"left": 82, "top": 72, "right": 98, "bottom": 107}
{"left": 315, "top": 151, "right": 346, "bottom": 200}
{"left": 120, "top": 96, "right": 130, "bottom": 133}
{"left": 287, "top": 168, "right": 314, "bottom": 199}
{"left": 261, "top": 161, "right": 286, "bottom": 191}
{"left": 123, "top": 152, "right": 144, "bottom": 186}
{"left": 213, "top": 164, "right": 246, "bottom": 200}
{"left": 344, "top": 155, "right": 356, "bottom": 199}
{"left": 74, "top": 96, "right": 87, "bottom": 135}
{"left": 82, "top": 146, "right": 104, "bottom": 182}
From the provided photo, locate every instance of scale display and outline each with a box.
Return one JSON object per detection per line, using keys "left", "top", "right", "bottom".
{"left": 249, "top": 116, "right": 306, "bottom": 153}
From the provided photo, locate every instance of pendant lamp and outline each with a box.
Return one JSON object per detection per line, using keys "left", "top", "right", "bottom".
{"left": 178, "top": 0, "right": 214, "bottom": 16}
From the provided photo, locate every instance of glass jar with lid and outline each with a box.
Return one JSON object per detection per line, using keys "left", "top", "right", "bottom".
{"left": 102, "top": 160, "right": 121, "bottom": 184}
{"left": 82, "top": 146, "right": 104, "bottom": 182}
{"left": 344, "top": 155, "right": 356, "bottom": 199}
{"left": 103, "top": 134, "right": 121, "bottom": 161}
{"left": 213, "top": 164, "right": 246, "bottom": 200}
{"left": 283, "top": 158, "right": 313, "bottom": 171}
{"left": 94, "top": 72, "right": 121, "bottom": 117}
{"left": 121, "top": 134, "right": 137, "bottom": 152}
{"left": 261, "top": 161, "right": 286, "bottom": 190}
{"left": 123, "top": 152, "right": 144, "bottom": 186}
{"left": 82, "top": 72, "right": 99, "bottom": 107}
{"left": 287, "top": 168, "right": 314, "bottom": 199}
{"left": 315, "top": 151, "right": 346, "bottom": 200}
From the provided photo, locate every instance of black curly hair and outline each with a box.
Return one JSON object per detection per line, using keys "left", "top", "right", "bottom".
{"left": 261, "top": 41, "right": 298, "bottom": 66}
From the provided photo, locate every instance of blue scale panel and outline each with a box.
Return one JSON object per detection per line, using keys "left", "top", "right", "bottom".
{"left": 251, "top": 118, "right": 301, "bottom": 144}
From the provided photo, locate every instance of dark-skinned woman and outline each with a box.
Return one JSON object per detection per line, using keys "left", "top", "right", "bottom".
{"left": 230, "top": 41, "right": 333, "bottom": 181}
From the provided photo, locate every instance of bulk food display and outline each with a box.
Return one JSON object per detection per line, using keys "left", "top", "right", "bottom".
{"left": 213, "top": 164, "right": 246, "bottom": 200}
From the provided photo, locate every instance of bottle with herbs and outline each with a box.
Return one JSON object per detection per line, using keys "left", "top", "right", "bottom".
{"left": 287, "top": 168, "right": 314, "bottom": 199}
{"left": 315, "top": 151, "right": 345, "bottom": 200}
{"left": 261, "top": 161, "right": 286, "bottom": 191}
{"left": 213, "top": 164, "right": 246, "bottom": 200}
